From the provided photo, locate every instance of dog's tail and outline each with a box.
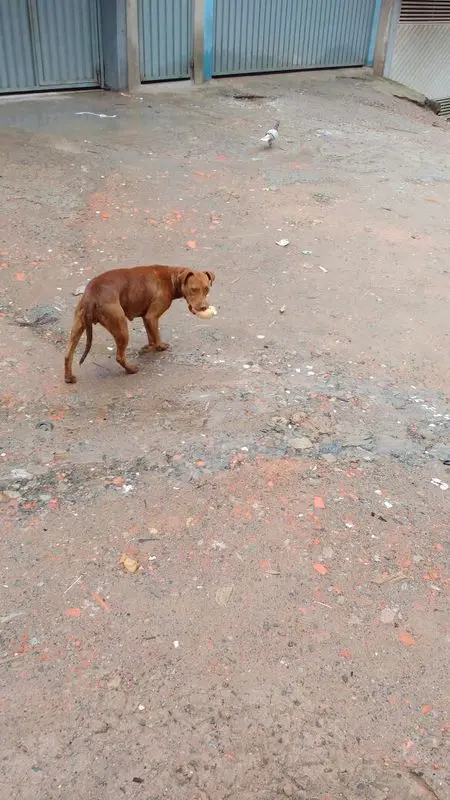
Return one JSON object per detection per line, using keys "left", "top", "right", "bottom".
{"left": 79, "top": 299, "right": 95, "bottom": 366}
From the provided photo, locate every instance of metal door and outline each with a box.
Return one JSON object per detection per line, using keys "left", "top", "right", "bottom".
{"left": 0, "top": 0, "right": 102, "bottom": 93}
{"left": 386, "top": 0, "right": 450, "bottom": 101}
{"left": 213, "top": 0, "right": 376, "bottom": 76}
{"left": 138, "top": 0, "right": 193, "bottom": 81}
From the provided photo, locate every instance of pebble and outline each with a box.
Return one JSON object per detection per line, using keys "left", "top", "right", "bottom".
{"left": 10, "top": 468, "right": 32, "bottom": 480}
{"left": 4, "top": 490, "right": 21, "bottom": 499}
{"left": 380, "top": 607, "right": 397, "bottom": 624}
{"left": 291, "top": 436, "right": 313, "bottom": 451}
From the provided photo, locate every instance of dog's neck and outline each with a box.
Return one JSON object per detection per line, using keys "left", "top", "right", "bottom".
{"left": 171, "top": 268, "right": 184, "bottom": 299}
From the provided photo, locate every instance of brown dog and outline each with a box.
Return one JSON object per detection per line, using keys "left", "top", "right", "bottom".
{"left": 64, "top": 265, "right": 215, "bottom": 383}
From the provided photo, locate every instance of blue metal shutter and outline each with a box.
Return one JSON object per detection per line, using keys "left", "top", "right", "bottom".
{"left": 0, "top": 0, "right": 101, "bottom": 93}
{"left": 33, "top": 0, "right": 101, "bottom": 86}
{"left": 213, "top": 0, "right": 376, "bottom": 76}
{"left": 0, "top": 0, "right": 37, "bottom": 91}
{"left": 138, "top": 0, "right": 193, "bottom": 81}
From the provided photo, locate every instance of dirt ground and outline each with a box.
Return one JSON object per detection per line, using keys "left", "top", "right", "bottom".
{"left": 0, "top": 69, "right": 449, "bottom": 800}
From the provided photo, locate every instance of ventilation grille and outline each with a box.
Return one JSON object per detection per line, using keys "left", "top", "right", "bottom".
{"left": 400, "top": 1, "right": 450, "bottom": 23}
{"left": 427, "top": 97, "right": 450, "bottom": 116}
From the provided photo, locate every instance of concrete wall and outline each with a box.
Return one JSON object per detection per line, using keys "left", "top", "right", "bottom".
{"left": 373, "top": 0, "right": 400, "bottom": 77}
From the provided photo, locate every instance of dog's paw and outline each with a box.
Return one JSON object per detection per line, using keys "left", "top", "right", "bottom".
{"left": 65, "top": 375, "right": 77, "bottom": 384}
{"left": 140, "top": 342, "right": 170, "bottom": 354}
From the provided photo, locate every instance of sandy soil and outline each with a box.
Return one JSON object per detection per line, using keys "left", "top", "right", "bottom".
{"left": 0, "top": 69, "right": 449, "bottom": 800}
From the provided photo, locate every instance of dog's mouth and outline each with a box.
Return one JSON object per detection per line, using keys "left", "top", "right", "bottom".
{"left": 189, "top": 305, "right": 207, "bottom": 315}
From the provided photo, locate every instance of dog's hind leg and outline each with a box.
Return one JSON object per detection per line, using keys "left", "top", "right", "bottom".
{"left": 98, "top": 303, "right": 138, "bottom": 375}
{"left": 64, "top": 302, "right": 85, "bottom": 384}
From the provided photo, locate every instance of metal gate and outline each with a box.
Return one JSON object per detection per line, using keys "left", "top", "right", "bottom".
{"left": 138, "top": 0, "right": 193, "bottom": 81}
{"left": 213, "top": 0, "right": 376, "bottom": 76}
{"left": 386, "top": 0, "right": 450, "bottom": 102}
{"left": 0, "top": 0, "right": 102, "bottom": 93}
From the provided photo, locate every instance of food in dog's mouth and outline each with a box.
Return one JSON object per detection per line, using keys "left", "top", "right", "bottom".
{"left": 194, "top": 306, "right": 217, "bottom": 319}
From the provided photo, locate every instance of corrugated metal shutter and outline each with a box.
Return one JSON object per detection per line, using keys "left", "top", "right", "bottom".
{"left": 0, "top": 0, "right": 36, "bottom": 92}
{"left": 400, "top": 1, "right": 450, "bottom": 23}
{"left": 0, "top": 0, "right": 102, "bottom": 93}
{"left": 387, "top": 0, "right": 450, "bottom": 102}
{"left": 138, "top": 0, "right": 193, "bottom": 81}
{"left": 213, "top": 0, "right": 376, "bottom": 76}
{"left": 33, "top": 0, "right": 101, "bottom": 86}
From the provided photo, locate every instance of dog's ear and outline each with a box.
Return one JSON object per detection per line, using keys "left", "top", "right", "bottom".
{"left": 205, "top": 271, "right": 215, "bottom": 285}
{"left": 178, "top": 269, "right": 194, "bottom": 291}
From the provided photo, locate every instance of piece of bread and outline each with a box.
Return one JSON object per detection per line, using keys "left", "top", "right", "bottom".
{"left": 195, "top": 306, "right": 217, "bottom": 319}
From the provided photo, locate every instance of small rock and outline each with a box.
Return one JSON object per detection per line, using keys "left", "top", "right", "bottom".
{"left": 417, "top": 427, "right": 436, "bottom": 442}
{"left": 215, "top": 585, "right": 234, "bottom": 607}
{"left": 120, "top": 554, "right": 140, "bottom": 573}
{"left": 4, "top": 490, "right": 21, "bottom": 499}
{"left": 73, "top": 284, "right": 86, "bottom": 296}
{"left": 380, "top": 607, "right": 397, "bottom": 624}
{"left": 10, "top": 468, "right": 32, "bottom": 480}
{"left": 289, "top": 412, "right": 307, "bottom": 425}
{"left": 92, "top": 721, "right": 110, "bottom": 734}
{"left": 282, "top": 784, "right": 293, "bottom": 797}
{"left": 319, "top": 441, "right": 343, "bottom": 455}
{"left": 321, "top": 453, "right": 336, "bottom": 463}
{"left": 292, "top": 436, "right": 313, "bottom": 451}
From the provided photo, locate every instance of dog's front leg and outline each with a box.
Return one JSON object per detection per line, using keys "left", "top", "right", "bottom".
{"left": 141, "top": 302, "right": 171, "bottom": 353}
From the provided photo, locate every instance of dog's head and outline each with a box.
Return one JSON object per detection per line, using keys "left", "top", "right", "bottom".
{"left": 178, "top": 269, "right": 215, "bottom": 314}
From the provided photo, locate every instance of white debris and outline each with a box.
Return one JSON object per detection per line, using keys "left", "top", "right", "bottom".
{"left": 431, "top": 478, "right": 448, "bottom": 491}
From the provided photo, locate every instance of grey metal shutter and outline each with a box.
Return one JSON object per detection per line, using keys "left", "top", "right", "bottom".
{"left": 138, "top": 0, "right": 193, "bottom": 81}
{"left": 213, "top": 0, "right": 376, "bottom": 76}
{"left": 0, "top": 0, "right": 102, "bottom": 93}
